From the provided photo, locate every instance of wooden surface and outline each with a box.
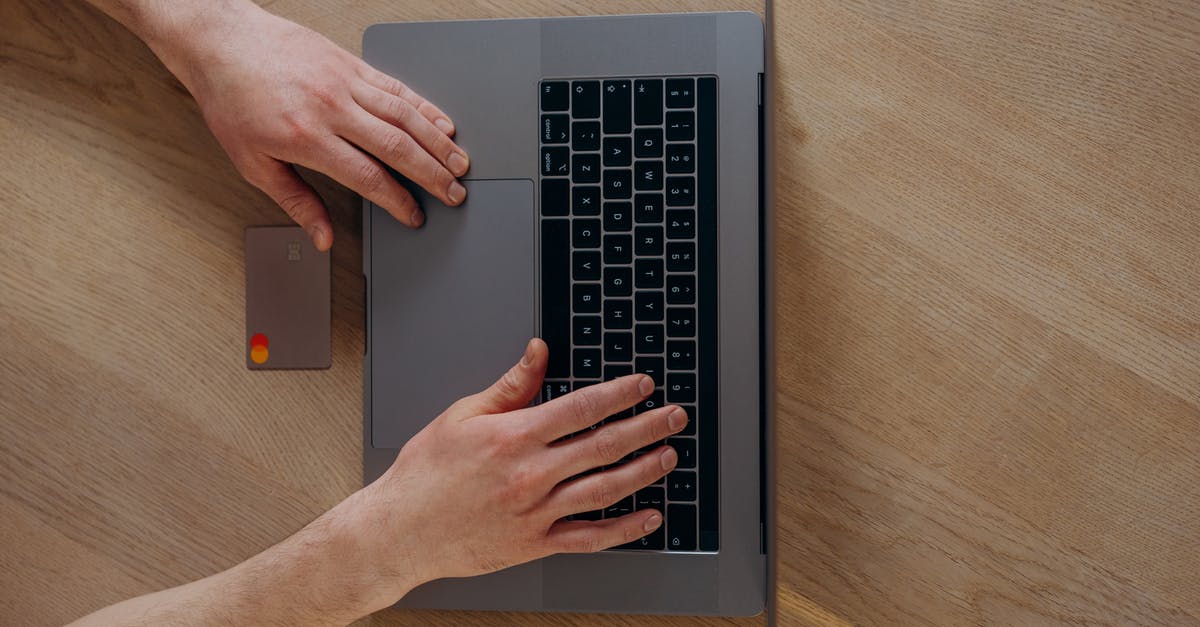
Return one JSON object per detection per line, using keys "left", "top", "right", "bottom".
{"left": 2, "top": 0, "right": 1198, "bottom": 625}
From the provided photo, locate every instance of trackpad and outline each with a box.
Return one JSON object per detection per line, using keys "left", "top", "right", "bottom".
{"left": 369, "top": 179, "right": 536, "bottom": 449}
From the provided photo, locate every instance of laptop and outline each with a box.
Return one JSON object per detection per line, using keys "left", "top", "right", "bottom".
{"left": 362, "top": 12, "right": 766, "bottom": 616}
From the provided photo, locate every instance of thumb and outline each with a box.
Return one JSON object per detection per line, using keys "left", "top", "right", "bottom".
{"left": 249, "top": 158, "right": 334, "bottom": 251}
{"left": 462, "top": 338, "right": 548, "bottom": 416}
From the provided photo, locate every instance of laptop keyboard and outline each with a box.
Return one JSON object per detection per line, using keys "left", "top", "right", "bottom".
{"left": 538, "top": 76, "right": 718, "bottom": 552}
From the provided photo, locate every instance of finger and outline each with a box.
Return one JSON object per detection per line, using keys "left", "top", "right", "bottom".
{"left": 543, "top": 510, "right": 664, "bottom": 554}
{"left": 245, "top": 158, "right": 333, "bottom": 250}
{"left": 528, "top": 374, "right": 653, "bottom": 442}
{"left": 301, "top": 139, "right": 424, "bottom": 228}
{"left": 351, "top": 82, "right": 470, "bottom": 178}
{"left": 544, "top": 445, "right": 677, "bottom": 519}
{"left": 357, "top": 64, "right": 456, "bottom": 136}
{"left": 341, "top": 110, "right": 466, "bottom": 207}
{"left": 458, "top": 338, "right": 548, "bottom": 415}
{"left": 547, "top": 406, "right": 688, "bottom": 477}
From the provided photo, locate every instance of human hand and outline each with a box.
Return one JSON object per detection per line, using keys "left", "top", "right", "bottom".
{"left": 148, "top": 1, "right": 468, "bottom": 250}
{"left": 345, "top": 338, "right": 688, "bottom": 610}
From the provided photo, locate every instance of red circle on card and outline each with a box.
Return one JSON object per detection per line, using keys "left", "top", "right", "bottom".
{"left": 250, "top": 333, "right": 268, "bottom": 349}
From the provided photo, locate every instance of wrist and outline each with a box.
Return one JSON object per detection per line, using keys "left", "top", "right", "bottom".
{"left": 123, "top": 0, "right": 264, "bottom": 90}
{"left": 218, "top": 488, "right": 424, "bottom": 623}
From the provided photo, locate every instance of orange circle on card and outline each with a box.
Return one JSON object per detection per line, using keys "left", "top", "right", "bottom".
{"left": 250, "top": 345, "right": 269, "bottom": 364}
{"left": 250, "top": 333, "right": 269, "bottom": 349}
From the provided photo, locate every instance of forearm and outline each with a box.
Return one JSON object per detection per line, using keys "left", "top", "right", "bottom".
{"left": 69, "top": 488, "right": 423, "bottom": 626}
{"left": 82, "top": 0, "right": 262, "bottom": 87}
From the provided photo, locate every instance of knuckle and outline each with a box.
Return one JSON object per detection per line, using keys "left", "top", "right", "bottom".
{"left": 276, "top": 191, "right": 311, "bottom": 221}
{"left": 430, "top": 164, "right": 455, "bottom": 192}
{"left": 586, "top": 477, "right": 615, "bottom": 510}
{"left": 498, "top": 367, "right": 524, "bottom": 399}
{"left": 355, "top": 161, "right": 387, "bottom": 194}
{"left": 383, "top": 132, "right": 416, "bottom": 163}
{"left": 569, "top": 390, "right": 601, "bottom": 426}
{"left": 574, "top": 535, "right": 602, "bottom": 554}
{"left": 592, "top": 428, "right": 621, "bottom": 464}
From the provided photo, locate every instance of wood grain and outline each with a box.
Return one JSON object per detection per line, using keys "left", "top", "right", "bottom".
{"left": 2, "top": 0, "right": 1198, "bottom": 625}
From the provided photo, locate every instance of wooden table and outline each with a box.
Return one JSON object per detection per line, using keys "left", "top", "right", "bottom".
{"left": 2, "top": 1, "right": 1197, "bottom": 625}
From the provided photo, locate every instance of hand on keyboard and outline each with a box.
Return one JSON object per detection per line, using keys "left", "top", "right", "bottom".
{"left": 137, "top": 1, "right": 469, "bottom": 249}
{"left": 346, "top": 338, "right": 686, "bottom": 607}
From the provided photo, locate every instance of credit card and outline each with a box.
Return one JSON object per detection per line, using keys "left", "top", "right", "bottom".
{"left": 244, "top": 226, "right": 331, "bottom": 369}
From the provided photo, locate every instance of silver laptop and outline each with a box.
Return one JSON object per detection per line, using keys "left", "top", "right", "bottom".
{"left": 362, "top": 12, "right": 766, "bottom": 616}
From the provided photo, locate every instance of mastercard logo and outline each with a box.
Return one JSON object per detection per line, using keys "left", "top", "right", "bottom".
{"left": 249, "top": 333, "right": 269, "bottom": 364}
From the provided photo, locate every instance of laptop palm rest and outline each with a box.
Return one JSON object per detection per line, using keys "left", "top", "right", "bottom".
{"left": 369, "top": 179, "right": 536, "bottom": 449}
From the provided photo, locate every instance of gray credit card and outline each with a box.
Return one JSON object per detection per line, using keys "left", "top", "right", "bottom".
{"left": 244, "top": 226, "right": 331, "bottom": 370}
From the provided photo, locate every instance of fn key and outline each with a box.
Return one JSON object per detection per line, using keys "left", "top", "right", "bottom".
{"left": 666, "top": 503, "right": 696, "bottom": 550}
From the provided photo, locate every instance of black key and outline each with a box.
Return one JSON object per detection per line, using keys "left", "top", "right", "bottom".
{"left": 635, "top": 356, "right": 664, "bottom": 386}
{"left": 604, "top": 331, "right": 633, "bottom": 362}
{"left": 665, "top": 143, "right": 695, "bottom": 173}
{"left": 572, "top": 80, "right": 600, "bottom": 118}
{"left": 634, "top": 128, "right": 663, "bottom": 158}
{"left": 604, "top": 299, "right": 633, "bottom": 330}
{"left": 603, "top": 266, "right": 632, "bottom": 297}
{"left": 604, "top": 363, "right": 633, "bottom": 380}
{"left": 602, "top": 80, "right": 632, "bottom": 134}
{"left": 665, "top": 176, "right": 695, "bottom": 206}
{"left": 634, "top": 193, "right": 663, "bottom": 223}
{"left": 638, "top": 389, "right": 665, "bottom": 413}
{"left": 572, "top": 185, "right": 600, "bottom": 216}
{"left": 666, "top": 372, "right": 696, "bottom": 403}
{"left": 541, "top": 179, "right": 569, "bottom": 216}
{"left": 603, "top": 201, "right": 632, "bottom": 232}
{"left": 541, "top": 81, "right": 570, "bottom": 111}
{"left": 572, "top": 153, "right": 601, "bottom": 184}
{"left": 605, "top": 495, "right": 634, "bottom": 518}
{"left": 666, "top": 241, "right": 695, "bottom": 272}
{"left": 665, "top": 78, "right": 694, "bottom": 108}
{"left": 668, "top": 437, "right": 696, "bottom": 468}
{"left": 635, "top": 226, "right": 664, "bottom": 257}
{"left": 635, "top": 323, "right": 664, "bottom": 353}
{"left": 573, "top": 509, "right": 603, "bottom": 521}
{"left": 697, "top": 77, "right": 719, "bottom": 554}
{"left": 635, "top": 292, "right": 664, "bottom": 322}
{"left": 634, "top": 160, "right": 663, "bottom": 191}
{"left": 603, "top": 169, "right": 632, "bottom": 199}
{"left": 635, "top": 258, "right": 664, "bottom": 289}
{"left": 542, "top": 146, "right": 570, "bottom": 176}
{"left": 634, "top": 79, "right": 663, "bottom": 125}
{"left": 665, "top": 111, "right": 695, "bottom": 141}
{"left": 666, "top": 503, "right": 697, "bottom": 550}
{"left": 603, "top": 136, "right": 632, "bottom": 167}
{"left": 636, "top": 486, "right": 666, "bottom": 510}
{"left": 572, "top": 120, "right": 601, "bottom": 151}
{"left": 574, "top": 348, "right": 602, "bottom": 378}
{"left": 541, "top": 379, "right": 572, "bottom": 403}
{"left": 666, "top": 274, "right": 695, "bottom": 304}
{"left": 667, "top": 470, "right": 697, "bottom": 501}
{"left": 542, "top": 114, "right": 570, "bottom": 144}
{"left": 666, "top": 340, "right": 696, "bottom": 370}
{"left": 678, "top": 405, "right": 696, "bottom": 436}
{"left": 573, "top": 315, "right": 601, "bottom": 346}
{"left": 541, "top": 219, "right": 570, "bottom": 378}
{"left": 665, "top": 211, "right": 696, "bottom": 240}
{"left": 603, "top": 233, "right": 632, "bottom": 264}
{"left": 666, "top": 307, "right": 696, "bottom": 338}
{"left": 574, "top": 283, "right": 601, "bottom": 313}
{"left": 572, "top": 250, "right": 600, "bottom": 281}
{"left": 572, "top": 218, "right": 601, "bottom": 248}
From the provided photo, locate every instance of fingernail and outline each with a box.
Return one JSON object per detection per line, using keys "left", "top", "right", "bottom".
{"left": 667, "top": 407, "right": 687, "bottom": 431}
{"left": 435, "top": 118, "right": 454, "bottom": 134}
{"left": 520, "top": 339, "right": 534, "bottom": 367}
{"left": 448, "top": 181, "right": 466, "bottom": 204}
{"left": 659, "top": 447, "right": 677, "bottom": 471}
{"left": 448, "top": 152, "right": 469, "bottom": 176}
{"left": 638, "top": 375, "right": 654, "bottom": 396}
{"left": 643, "top": 513, "right": 662, "bottom": 532}
{"left": 411, "top": 210, "right": 425, "bottom": 228}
